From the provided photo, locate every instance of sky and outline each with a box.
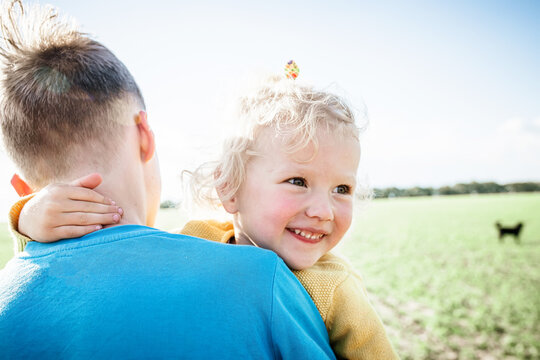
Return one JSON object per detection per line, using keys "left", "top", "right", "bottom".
{"left": 0, "top": 0, "right": 539, "bottom": 217}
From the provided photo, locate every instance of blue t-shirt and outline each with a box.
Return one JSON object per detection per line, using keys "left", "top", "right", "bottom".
{"left": 0, "top": 225, "right": 335, "bottom": 359}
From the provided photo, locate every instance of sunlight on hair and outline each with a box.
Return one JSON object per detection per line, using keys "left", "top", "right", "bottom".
{"left": 0, "top": 0, "right": 144, "bottom": 187}
{"left": 0, "top": 1, "right": 80, "bottom": 60}
{"left": 183, "top": 73, "right": 372, "bottom": 215}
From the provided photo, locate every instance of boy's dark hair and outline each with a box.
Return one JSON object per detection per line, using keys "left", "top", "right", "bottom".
{"left": 0, "top": 1, "right": 145, "bottom": 187}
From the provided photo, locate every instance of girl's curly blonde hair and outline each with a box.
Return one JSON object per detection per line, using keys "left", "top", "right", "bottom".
{"left": 186, "top": 75, "right": 364, "bottom": 208}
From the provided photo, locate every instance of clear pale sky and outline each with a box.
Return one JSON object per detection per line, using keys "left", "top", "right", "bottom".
{"left": 1, "top": 0, "right": 539, "bottom": 216}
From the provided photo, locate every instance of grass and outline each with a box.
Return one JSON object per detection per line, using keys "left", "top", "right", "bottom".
{"left": 0, "top": 223, "right": 12, "bottom": 268}
{"left": 1, "top": 193, "right": 538, "bottom": 359}
{"left": 340, "top": 193, "right": 540, "bottom": 359}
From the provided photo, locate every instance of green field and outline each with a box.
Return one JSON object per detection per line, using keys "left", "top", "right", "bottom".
{"left": 1, "top": 193, "right": 539, "bottom": 359}
{"left": 0, "top": 223, "right": 11, "bottom": 267}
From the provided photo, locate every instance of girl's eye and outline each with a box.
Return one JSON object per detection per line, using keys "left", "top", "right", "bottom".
{"left": 334, "top": 185, "right": 351, "bottom": 194}
{"left": 287, "top": 177, "right": 307, "bottom": 187}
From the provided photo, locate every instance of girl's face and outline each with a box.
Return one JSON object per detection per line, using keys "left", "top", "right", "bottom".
{"left": 226, "top": 126, "right": 360, "bottom": 270}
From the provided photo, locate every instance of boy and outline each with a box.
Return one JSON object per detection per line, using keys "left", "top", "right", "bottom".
{"left": 0, "top": 2, "right": 334, "bottom": 358}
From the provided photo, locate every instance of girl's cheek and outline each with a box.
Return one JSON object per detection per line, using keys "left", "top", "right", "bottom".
{"left": 268, "top": 195, "right": 301, "bottom": 219}
{"left": 338, "top": 201, "right": 354, "bottom": 229}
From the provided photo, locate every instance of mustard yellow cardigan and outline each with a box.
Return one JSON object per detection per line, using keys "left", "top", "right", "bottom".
{"left": 9, "top": 198, "right": 398, "bottom": 359}
{"left": 9, "top": 195, "right": 34, "bottom": 253}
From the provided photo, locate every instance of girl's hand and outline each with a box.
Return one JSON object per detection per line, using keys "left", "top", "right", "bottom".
{"left": 19, "top": 173, "right": 123, "bottom": 243}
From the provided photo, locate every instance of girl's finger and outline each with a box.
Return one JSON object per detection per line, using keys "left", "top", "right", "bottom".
{"left": 60, "top": 200, "right": 122, "bottom": 215}
{"left": 58, "top": 212, "right": 122, "bottom": 226}
{"left": 69, "top": 173, "right": 103, "bottom": 189}
{"left": 50, "top": 224, "right": 104, "bottom": 241}
{"left": 60, "top": 186, "right": 114, "bottom": 205}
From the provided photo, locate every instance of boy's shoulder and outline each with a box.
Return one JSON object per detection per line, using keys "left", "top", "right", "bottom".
{"left": 1, "top": 225, "right": 285, "bottom": 313}
{"left": 15, "top": 224, "right": 280, "bottom": 273}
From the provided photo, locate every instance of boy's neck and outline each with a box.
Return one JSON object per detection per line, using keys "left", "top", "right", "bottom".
{"left": 68, "top": 163, "right": 149, "bottom": 228}
{"left": 96, "top": 173, "right": 148, "bottom": 227}
{"left": 57, "top": 122, "right": 159, "bottom": 229}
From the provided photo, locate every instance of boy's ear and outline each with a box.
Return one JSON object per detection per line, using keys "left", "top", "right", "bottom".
{"left": 136, "top": 111, "right": 155, "bottom": 163}
{"left": 11, "top": 174, "right": 33, "bottom": 196}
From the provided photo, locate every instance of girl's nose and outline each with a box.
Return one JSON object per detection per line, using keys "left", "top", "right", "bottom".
{"left": 305, "top": 193, "right": 334, "bottom": 221}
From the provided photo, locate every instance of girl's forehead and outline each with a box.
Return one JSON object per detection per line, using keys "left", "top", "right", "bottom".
{"left": 253, "top": 128, "right": 360, "bottom": 173}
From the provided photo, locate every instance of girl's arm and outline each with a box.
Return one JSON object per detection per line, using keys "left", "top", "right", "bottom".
{"left": 10, "top": 173, "right": 123, "bottom": 250}
{"left": 294, "top": 254, "right": 399, "bottom": 359}
{"left": 327, "top": 269, "right": 399, "bottom": 359}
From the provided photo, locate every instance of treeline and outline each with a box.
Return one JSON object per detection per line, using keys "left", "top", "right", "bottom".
{"left": 374, "top": 182, "right": 540, "bottom": 198}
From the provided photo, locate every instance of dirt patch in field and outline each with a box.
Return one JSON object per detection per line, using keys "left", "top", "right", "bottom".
{"left": 368, "top": 294, "right": 527, "bottom": 360}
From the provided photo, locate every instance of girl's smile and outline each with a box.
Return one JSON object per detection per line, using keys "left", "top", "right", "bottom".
{"left": 287, "top": 227, "right": 327, "bottom": 243}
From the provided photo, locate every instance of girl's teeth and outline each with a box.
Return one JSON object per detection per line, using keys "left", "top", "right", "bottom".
{"left": 292, "top": 229, "right": 323, "bottom": 240}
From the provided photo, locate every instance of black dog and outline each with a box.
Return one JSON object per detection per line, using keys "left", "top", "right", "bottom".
{"left": 495, "top": 222, "right": 523, "bottom": 244}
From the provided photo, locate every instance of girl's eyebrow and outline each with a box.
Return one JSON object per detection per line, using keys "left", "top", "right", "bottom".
{"left": 274, "top": 165, "right": 358, "bottom": 185}
{"left": 339, "top": 176, "right": 357, "bottom": 189}
{"left": 343, "top": 176, "right": 357, "bottom": 185}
